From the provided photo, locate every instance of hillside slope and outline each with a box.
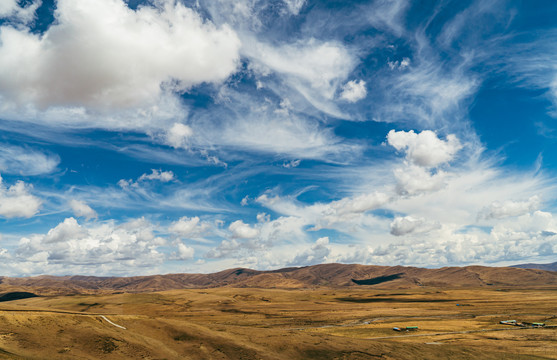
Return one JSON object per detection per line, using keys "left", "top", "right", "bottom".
{"left": 2, "top": 263, "right": 557, "bottom": 295}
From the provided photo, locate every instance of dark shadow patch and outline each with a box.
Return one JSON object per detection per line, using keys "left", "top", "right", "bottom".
{"left": 95, "top": 336, "right": 119, "bottom": 354}
{"left": 78, "top": 302, "right": 101, "bottom": 311}
{"left": 352, "top": 273, "right": 403, "bottom": 285}
{"left": 0, "top": 292, "right": 39, "bottom": 302}
{"left": 174, "top": 333, "right": 195, "bottom": 342}
{"left": 303, "top": 349, "right": 383, "bottom": 359}
{"left": 220, "top": 308, "right": 259, "bottom": 315}
{"left": 336, "top": 297, "right": 453, "bottom": 303}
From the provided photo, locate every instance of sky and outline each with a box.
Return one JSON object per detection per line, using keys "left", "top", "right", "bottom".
{"left": 0, "top": 0, "right": 557, "bottom": 277}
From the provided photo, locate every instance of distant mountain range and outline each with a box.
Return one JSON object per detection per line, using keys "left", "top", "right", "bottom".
{"left": 2, "top": 263, "right": 557, "bottom": 295}
{"left": 510, "top": 261, "right": 557, "bottom": 272}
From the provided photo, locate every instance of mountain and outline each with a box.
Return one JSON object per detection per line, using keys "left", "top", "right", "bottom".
{"left": 510, "top": 261, "right": 557, "bottom": 272}
{"left": 1, "top": 263, "right": 557, "bottom": 295}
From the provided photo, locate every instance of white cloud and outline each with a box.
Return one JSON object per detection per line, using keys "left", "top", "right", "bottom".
{"left": 241, "top": 196, "right": 249, "bottom": 206}
{"left": 339, "top": 80, "right": 367, "bottom": 103}
{"left": 479, "top": 196, "right": 540, "bottom": 220}
{"left": 328, "top": 192, "right": 390, "bottom": 215}
{"left": 365, "top": 0, "right": 408, "bottom": 36}
{"left": 256, "top": 191, "right": 390, "bottom": 232}
{"left": 229, "top": 220, "right": 259, "bottom": 239}
{"left": 42, "top": 217, "right": 87, "bottom": 244}
{"left": 394, "top": 164, "right": 447, "bottom": 195}
{"left": 375, "top": 34, "right": 478, "bottom": 127}
{"left": 0, "top": 0, "right": 240, "bottom": 111}
{"left": 257, "top": 212, "right": 270, "bottom": 223}
{"left": 16, "top": 217, "right": 165, "bottom": 272}
{"left": 245, "top": 38, "right": 356, "bottom": 117}
{"left": 248, "top": 39, "right": 353, "bottom": 98}
{"left": 165, "top": 123, "right": 193, "bottom": 149}
{"left": 138, "top": 169, "right": 175, "bottom": 182}
{"left": 171, "top": 242, "right": 195, "bottom": 260}
{"left": 388, "top": 57, "right": 411, "bottom": 70}
{"left": 69, "top": 199, "right": 97, "bottom": 220}
{"left": 0, "top": 0, "right": 40, "bottom": 24}
{"left": 168, "top": 216, "right": 210, "bottom": 238}
{"left": 205, "top": 238, "right": 241, "bottom": 259}
{"left": 282, "top": 0, "right": 306, "bottom": 15}
{"left": 117, "top": 179, "right": 132, "bottom": 189}
{"left": 0, "top": 0, "right": 19, "bottom": 18}
{"left": 282, "top": 159, "right": 301, "bottom": 168}
{"left": 390, "top": 216, "right": 440, "bottom": 236}
{"left": 0, "top": 0, "right": 18, "bottom": 17}
{"left": 0, "top": 175, "right": 41, "bottom": 218}
{"left": 207, "top": 96, "right": 357, "bottom": 159}
{"left": 387, "top": 130, "right": 462, "bottom": 167}
{"left": 0, "top": 144, "right": 59, "bottom": 175}
{"left": 119, "top": 169, "right": 175, "bottom": 189}
{"left": 289, "top": 236, "right": 330, "bottom": 266}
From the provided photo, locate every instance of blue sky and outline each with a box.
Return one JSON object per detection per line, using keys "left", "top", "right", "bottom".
{"left": 1, "top": 0, "right": 557, "bottom": 276}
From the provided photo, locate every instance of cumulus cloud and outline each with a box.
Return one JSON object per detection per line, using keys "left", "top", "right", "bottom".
{"left": 138, "top": 169, "right": 175, "bottom": 182}
{"left": 229, "top": 220, "right": 259, "bottom": 239}
{"left": 17, "top": 217, "right": 165, "bottom": 269}
{"left": 393, "top": 164, "right": 447, "bottom": 195}
{"left": 387, "top": 130, "right": 462, "bottom": 195}
{"left": 0, "top": 175, "right": 41, "bottom": 218}
{"left": 390, "top": 216, "right": 441, "bottom": 236}
{"left": 165, "top": 123, "right": 193, "bottom": 149}
{"left": 171, "top": 242, "right": 195, "bottom": 260}
{"left": 0, "top": 0, "right": 241, "bottom": 111}
{"left": 0, "top": 0, "right": 18, "bottom": 16}
{"left": 339, "top": 80, "right": 367, "bottom": 103}
{"left": 0, "top": 144, "right": 59, "bottom": 175}
{"left": 69, "top": 199, "right": 97, "bottom": 220}
{"left": 289, "top": 236, "right": 330, "bottom": 266}
{"left": 0, "top": 0, "right": 40, "bottom": 24}
{"left": 479, "top": 196, "right": 540, "bottom": 220}
{"left": 119, "top": 169, "right": 175, "bottom": 188}
{"left": 168, "top": 216, "right": 210, "bottom": 238}
{"left": 205, "top": 238, "right": 241, "bottom": 259}
{"left": 387, "top": 130, "right": 461, "bottom": 167}
{"left": 203, "top": 214, "right": 310, "bottom": 260}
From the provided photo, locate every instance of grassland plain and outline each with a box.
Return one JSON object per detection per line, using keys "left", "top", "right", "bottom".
{"left": 0, "top": 286, "right": 556, "bottom": 359}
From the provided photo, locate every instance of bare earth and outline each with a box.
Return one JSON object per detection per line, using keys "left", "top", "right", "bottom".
{"left": 0, "top": 265, "right": 556, "bottom": 359}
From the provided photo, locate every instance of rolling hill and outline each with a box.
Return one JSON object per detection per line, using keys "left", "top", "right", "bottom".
{"left": 2, "top": 263, "right": 557, "bottom": 295}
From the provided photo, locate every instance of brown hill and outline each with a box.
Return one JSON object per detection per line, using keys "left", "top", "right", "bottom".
{"left": 1, "top": 263, "right": 557, "bottom": 295}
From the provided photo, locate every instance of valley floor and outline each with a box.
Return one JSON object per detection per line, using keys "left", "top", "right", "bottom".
{"left": 0, "top": 286, "right": 556, "bottom": 359}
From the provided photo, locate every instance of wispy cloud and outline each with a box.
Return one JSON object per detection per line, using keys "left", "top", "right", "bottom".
{"left": 0, "top": 143, "right": 59, "bottom": 175}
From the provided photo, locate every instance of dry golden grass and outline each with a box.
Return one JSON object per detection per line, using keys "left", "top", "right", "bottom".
{"left": 0, "top": 286, "right": 555, "bottom": 359}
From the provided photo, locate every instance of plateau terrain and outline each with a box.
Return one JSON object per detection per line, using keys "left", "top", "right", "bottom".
{"left": 0, "top": 264, "right": 556, "bottom": 359}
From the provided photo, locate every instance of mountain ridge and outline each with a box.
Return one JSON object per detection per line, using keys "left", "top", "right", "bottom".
{"left": 511, "top": 261, "right": 557, "bottom": 272}
{"left": 1, "top": 263, "right": 556, "bottom": 295}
